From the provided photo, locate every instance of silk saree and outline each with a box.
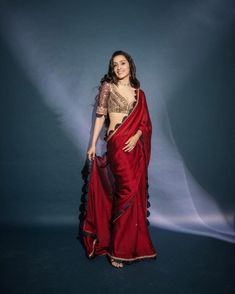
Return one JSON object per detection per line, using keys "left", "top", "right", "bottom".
{"left": 81, "top": 88, "right": 157, "bottom": 264}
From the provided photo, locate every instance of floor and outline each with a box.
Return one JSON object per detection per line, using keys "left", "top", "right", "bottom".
{"left": 0, "top": 224, "right": 234, "bottom": 294}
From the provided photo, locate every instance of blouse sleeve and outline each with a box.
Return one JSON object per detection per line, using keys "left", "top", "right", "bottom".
{"left": 96, "top": 81, "right": 110, "bottom": 117}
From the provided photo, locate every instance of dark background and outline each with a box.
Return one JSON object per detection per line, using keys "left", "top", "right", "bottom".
{"left": 0, "top": 0, "right": 234, "bottom": 293}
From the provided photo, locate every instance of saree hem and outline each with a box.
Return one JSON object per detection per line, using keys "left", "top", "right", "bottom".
{"left": 86, "top": 249, "right": 157, "bottom": 264}
{"left": 106, "top": 252, "right": 157, "bottom": 263}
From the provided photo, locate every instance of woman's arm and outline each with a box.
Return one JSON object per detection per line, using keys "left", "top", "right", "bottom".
{"left": 135, "top": 129, "right": 142, "bottom": 139}
{"left": 90, "top": 116, "right": 106, "bottom": 147}
{"left": 87, "top": 115, "right": 106, "bottom": 161}
{"left": 91, "top": 81, "right": 110, "bottom": 146}
{"left": 87, "top": 81, "right": 110, "bottom": 160}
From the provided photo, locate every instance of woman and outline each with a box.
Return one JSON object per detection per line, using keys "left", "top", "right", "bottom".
{"left": 82, "top": 50, "right": 157, "bottom": 268}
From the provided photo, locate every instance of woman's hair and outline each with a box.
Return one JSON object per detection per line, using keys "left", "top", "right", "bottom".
{"left": 99, "top": 50, "right": 140, "bottom": 88}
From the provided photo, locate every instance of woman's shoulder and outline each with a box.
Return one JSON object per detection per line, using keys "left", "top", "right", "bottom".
{"left": 99, "top": 80, "right": 111, "bottom": 92}
{"left": 101, "top": 80, "right": 111, "bottom": 85}
{"left": 100, "top": 80, "right": 112, "bottom": 88}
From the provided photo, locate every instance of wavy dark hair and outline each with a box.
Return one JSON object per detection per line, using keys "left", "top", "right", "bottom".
{"left": 99, "top": 50, "right": 140, "bottom": 88}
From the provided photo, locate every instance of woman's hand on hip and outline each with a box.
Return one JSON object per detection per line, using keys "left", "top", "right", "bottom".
{"left": 87, "top": 145, "right": 96, "bottom": 161}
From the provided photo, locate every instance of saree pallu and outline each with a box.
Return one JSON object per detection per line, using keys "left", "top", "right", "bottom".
{"left": 82, "top": 89, "right": 157, "bottom": 263}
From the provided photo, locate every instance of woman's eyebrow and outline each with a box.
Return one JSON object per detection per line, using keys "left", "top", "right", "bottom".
{"left": 113, "top": 60, "right": 126, "bottom": 64}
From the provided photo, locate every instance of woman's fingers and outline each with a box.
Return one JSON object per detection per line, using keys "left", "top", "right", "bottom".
{"left": 123, "top": 143, "right": 135, "bottom": 152}
{"left": 122, "top": 144, "right": 130, "bottom": 151}
{"left": 123, "top": 140, "right": 132, "bottom": 151}
{"left": 87, "top": 146, "right": 96, "bottom": 160}
{"left": 123, "top": 136, "right": 138, "bottom": 152}
{"left": 87, "top": 151, "right": 95, "bottom": 160}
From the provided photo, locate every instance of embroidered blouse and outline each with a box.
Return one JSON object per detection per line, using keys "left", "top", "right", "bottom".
{"left": 96, "top": 81, "right": 137, "bottom": 117}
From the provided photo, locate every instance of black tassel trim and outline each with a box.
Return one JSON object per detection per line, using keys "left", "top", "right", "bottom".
{"left": 77, "top": 158, "right": 93, "bottom": 245}
{"left": 146, "top": 180, "right": 151, "bottom": 226}
{"left": 138, "top": 133, "right": 152, "bottom": 227}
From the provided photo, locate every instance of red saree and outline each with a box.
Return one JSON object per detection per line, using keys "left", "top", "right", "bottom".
{"left": 81, "top": 88, "right": 157, "bottom": 263}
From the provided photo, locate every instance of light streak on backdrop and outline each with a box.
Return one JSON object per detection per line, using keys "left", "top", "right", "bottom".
{"left": 1, "top": 0, "right": 234, "bottom": 243}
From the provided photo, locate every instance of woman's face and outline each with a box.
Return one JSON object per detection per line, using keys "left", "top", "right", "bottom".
{"left": 113, "top": 55, "right": 130, "bottom": 80}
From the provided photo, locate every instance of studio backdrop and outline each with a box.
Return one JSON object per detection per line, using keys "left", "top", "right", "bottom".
{"left": 0, "top": 0, "right": 234, "bottom": 243}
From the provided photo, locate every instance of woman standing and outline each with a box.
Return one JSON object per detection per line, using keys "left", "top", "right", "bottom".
{"left": 83, "top": 50, "right": 157, "bottom": 268}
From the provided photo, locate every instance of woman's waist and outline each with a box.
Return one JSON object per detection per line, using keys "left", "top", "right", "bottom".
{"left": 105, "top": 111, "right": 140, "bottom": 142}
{"left": 108, "top": 112, "right": 128, "bottom": 124}
{"left": 107, "top": 114, "right": 129, "bottom": 136}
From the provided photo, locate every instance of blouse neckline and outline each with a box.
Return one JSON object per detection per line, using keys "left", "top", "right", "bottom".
{"left": 111, "top": 83, "right": 137, "bottom": 106}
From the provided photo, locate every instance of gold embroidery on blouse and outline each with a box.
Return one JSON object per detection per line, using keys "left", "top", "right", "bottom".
{"left": 108, "top": 83, "right": 136, "bottom": 114}
{"left": 96, "top": 81, "right": 110, "bottom": 116}
{"left": 96, "top": 105, "right": 108, "bottom": 116}
{"left": 96, "top": 81, "right": 137, "bottom": 116}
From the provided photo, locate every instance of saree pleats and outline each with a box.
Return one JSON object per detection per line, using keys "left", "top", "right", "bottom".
{"left": 82, "top": 89, "right": 157, "bottom": 262}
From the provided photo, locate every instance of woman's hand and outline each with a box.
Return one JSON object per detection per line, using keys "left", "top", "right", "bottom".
{"left": 122, "top": 133, "right": 141, "bottom": 152}
{"left": 87, "top": 145, "right": 96, "bottom": 161}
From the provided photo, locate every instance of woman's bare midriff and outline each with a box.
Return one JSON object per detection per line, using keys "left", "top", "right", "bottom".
{"left": 107, "top": 112, "right": 129, "bottom": 136}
